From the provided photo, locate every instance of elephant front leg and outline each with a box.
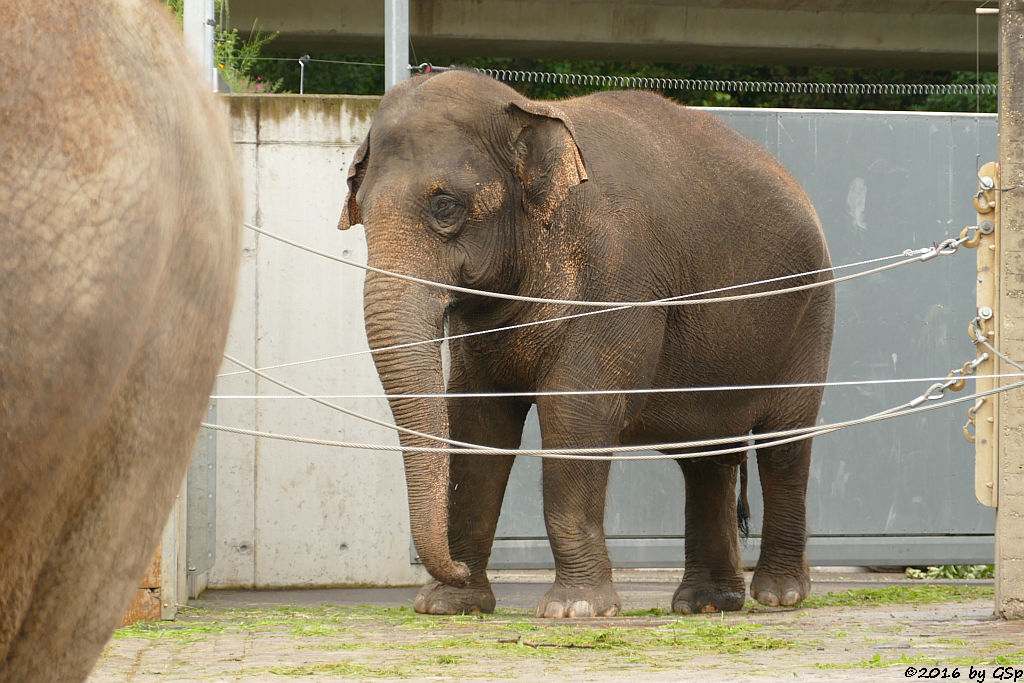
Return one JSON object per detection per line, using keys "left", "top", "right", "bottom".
{"left": 413, "top": 397, "right": 527, "bottom": 615}
{"left": 538, "top": 458, "right": 621, "bottom": 618}
{"left": 750, "top": 439, "right": 812, "bottom": 607}
{"left": 413, "top": 451, "right": 515, "bottom": 614}
{"left": 673, "top": 458, "right": 746, "bottom": 613}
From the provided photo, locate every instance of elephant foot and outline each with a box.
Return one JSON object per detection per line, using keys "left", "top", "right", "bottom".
{"left": 672, "top": 578, "right": 746, "bottom": 614}
{"left": 413, "top": 579, "right": 496, "bottom": 615}
{"left": 750, "top": 568, "right": 811, "bottom": 607}
{"left": 535, "top": 581, "right": 621, "bottom": 618}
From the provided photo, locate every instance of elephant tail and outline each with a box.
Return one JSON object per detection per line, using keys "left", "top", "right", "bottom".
{"left": 737, "top": 461, "right": 751, "bottom": 539}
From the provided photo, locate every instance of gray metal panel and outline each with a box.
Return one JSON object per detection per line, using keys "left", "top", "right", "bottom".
{"left": 187, "top": 403, "right": 217, "bottom": 580}
{"left": 490, "top": 536, "right": 995, "bottom": 569}
{"left": 489, "top": 110, "right": 997, "bottom": 569}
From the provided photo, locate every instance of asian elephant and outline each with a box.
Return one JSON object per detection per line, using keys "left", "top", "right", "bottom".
{"left": 339, "top": 70, "right": 834, "bottom": 618}
{"left": 0, "top": 1, "right": 240, "bottom": 681}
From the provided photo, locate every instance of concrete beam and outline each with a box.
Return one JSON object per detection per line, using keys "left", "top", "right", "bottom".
{"left": 230, "top": 0, "right": 997, "bottom": 70}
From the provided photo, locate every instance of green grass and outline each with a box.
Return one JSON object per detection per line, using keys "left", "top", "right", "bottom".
{"left": 266, "top": 661, "right": 413, "bottom": 676}
{"left": 801, "top": 584, "right": 993, "bottom": 608}
{"left": 619, "top": 584, "right": 994, "bottom": 616}
{"left": 115, "top": 584, "right": 992, "bottom": 632}
{"left": 113, "top": 584, "right": 993, "bottom": 644}
{"left": 651, "top": 621, "right": 790, "bottom": 653}
{"left": 103, "top": 585, "right": 1012, "bottom": 679}
{"left": 112, "top": 619, "right": 232, "bottom": 642}
{"left": 817, "top": 651, "right": 1024, "bottom": 670}
{"left": 109, "top": 583, "right": 995, "bottom": 671}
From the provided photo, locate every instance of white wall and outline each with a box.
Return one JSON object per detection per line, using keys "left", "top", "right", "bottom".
{"left": 209, "top": 94, "right": 428, "bottom": 588}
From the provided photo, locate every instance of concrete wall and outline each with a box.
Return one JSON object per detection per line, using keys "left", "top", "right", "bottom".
{"left": 210, "top": 94, "right": 429, "bottom": 588}
{"left": 231, "top": 0, "right": 998, "bottom": 70}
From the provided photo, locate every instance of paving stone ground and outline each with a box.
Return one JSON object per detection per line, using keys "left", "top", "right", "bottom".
{"left": 88, "top": 570, "right": 1024, "bottom": 682}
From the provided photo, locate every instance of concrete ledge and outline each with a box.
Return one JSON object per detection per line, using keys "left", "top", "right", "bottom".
{"left": 486, "top": 536, "right": 996, "bottom": 569}
{"left": 231, "top": 0, "right": 998, "bottom": 70}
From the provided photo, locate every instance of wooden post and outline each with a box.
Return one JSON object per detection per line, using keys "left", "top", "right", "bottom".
{"left": 997, "top": 0, "right": 1024, "bottom": 619}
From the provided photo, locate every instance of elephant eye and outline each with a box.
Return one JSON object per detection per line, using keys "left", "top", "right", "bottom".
{"left": 427, "top": 194, "right": 464, "bottom": 236}
{"left": 430, "top": 194, "right": 459, "bottom": 218}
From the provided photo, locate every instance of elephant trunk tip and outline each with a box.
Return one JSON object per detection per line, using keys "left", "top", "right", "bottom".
{"left": 433, "top": 559, "right": 470, "bottom": 588}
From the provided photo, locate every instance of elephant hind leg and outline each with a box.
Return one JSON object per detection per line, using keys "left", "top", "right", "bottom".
{"left": 673, "top": 457, "right": 746, "bottom": 614}
{"left": 749, "top": 435, "right": 813, "bottom": 608}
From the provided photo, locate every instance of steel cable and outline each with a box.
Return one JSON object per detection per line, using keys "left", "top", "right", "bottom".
{"left": 219, "top": 224, "right": 968, "bottom": 379}
{"left": 201, "top": 380, "right": 1024, "bottom": 460}
{"left": 221, "top": 353, "right": 499, "bottom": 452}
{"left": 242, "top": 223, "right": 957, "bottom": 309}
{"left": 210, "top": 372, "right": 1024, "bottom": 401}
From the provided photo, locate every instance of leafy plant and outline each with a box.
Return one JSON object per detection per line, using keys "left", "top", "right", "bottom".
{"left": 161, "top": 0, "right": 280, "bottom": 93}
{"left": 905, "top": 564, "right": 994, "bottom": 580}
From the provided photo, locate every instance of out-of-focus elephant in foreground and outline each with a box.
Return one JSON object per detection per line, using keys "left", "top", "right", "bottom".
{"left": 0, "top": 1, "right": 241, "bottom": 681}
{"left": 341, "top": 70, "right": 835, "bottom": 619}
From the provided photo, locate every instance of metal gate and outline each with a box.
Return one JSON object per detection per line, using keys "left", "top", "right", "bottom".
{"left": 487, "top": 109, "right": 997, "bottom": 569}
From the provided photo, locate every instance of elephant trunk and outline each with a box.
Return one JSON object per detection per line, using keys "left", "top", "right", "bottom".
{"left": 363, "top": 271, "right": 469, "bottom": 587}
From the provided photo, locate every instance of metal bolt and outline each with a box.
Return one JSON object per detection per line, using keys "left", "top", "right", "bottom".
{"left": 981, "top": 176, "right": 996, "bottom": 191}
{"left": 979, "top": 219, "right": 996, "bottom": 234}
{"left": 980, "top": 306, "right": 994, "bottom": 320}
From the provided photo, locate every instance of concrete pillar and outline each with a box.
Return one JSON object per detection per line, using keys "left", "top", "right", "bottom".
{"left": 385, "top": 0, "right": 409, "bottom": 91}
{"left": 184, "top": 0, "right": 217, "bottom": 91}
{"left": 997, "top": 0, "right": 1024, "bottom": 619}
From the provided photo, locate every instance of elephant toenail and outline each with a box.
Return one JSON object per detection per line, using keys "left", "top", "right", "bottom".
{"left": 568, "top": 601, "right": 593, "bottom": 617}
{"left": 541, "top": 603, "right": 566, "bottom": 618}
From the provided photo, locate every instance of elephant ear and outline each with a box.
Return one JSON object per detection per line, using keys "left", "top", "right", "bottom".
{"left": 338, "top": 135, "right": 369, "bottom": 229}
{"left": 508, "top": 100, "right": 588, "bottom": 228}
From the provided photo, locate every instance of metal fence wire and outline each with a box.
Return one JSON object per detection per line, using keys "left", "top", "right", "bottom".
{"left": 417, "top": 64, "right": 998, "bottom": 97}
{"left": 204, "top": 217, "right": 1024, "bottom": 459}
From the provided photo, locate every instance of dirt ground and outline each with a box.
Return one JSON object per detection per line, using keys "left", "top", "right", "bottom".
{"left": 89, "top": 570, "right": 1024, "bottom": 682}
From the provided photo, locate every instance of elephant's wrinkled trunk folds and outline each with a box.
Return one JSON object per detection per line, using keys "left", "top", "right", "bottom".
{"left": 363, "top": 271, "right": 469, "bottom": 588}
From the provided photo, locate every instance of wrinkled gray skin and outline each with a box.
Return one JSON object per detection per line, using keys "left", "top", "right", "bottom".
{"left": 0, "top": 2, "right": 241, "bottom": 680}
{"left": 341, "top": 71, "right": 834, "bottom": 618}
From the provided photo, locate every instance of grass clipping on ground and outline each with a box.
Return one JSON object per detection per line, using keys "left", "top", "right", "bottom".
{"left": 109, "top": 585, "right": 1007, "bottom": 677}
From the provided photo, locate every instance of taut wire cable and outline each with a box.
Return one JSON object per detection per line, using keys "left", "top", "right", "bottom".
{"left": 201, "top": 379, "right": 1024, "bottom": 461}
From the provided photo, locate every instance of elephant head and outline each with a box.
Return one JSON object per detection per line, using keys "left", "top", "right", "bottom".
{"left": 339, "top": 71, "right": 586, "bottom": 587}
